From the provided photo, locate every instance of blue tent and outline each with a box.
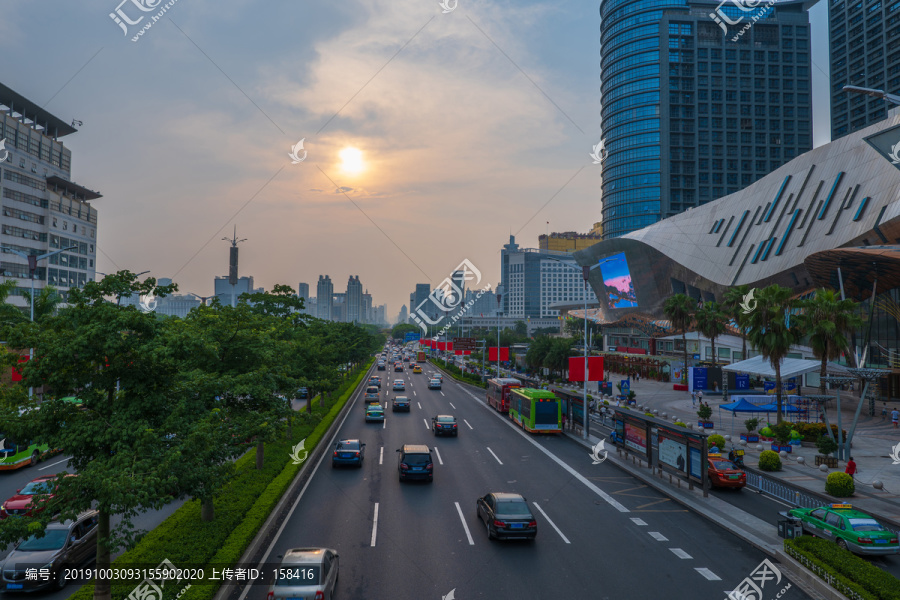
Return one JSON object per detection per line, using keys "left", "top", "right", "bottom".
{"left": 758, "top": 402, "right": 800, "bottom": 413}
{"left": 720, "top": 398, "right": 767, "bottom": 413}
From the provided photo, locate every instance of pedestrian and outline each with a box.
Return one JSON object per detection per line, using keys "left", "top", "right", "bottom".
{"left": 882, "top": 403, "right": 888, "bottom": 422}
{"left": 691, "top": 391, "right": 697, "bottom": 407}
{"left": 893, "top": 408, "right": 899, "bottom": 428}
{"left": 845, "top": 456, "right": 857, "bottom": 480}
{"left": 698, "top": 390, "right": 703, "bottom": 404}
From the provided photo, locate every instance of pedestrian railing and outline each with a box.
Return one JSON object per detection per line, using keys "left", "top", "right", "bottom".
{"left": 744, "top": 471, "right": 825, "bottom": 509}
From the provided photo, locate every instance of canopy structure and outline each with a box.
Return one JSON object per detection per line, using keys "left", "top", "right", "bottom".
{"left": 722, "top": 356, "right": 850, "bottom": 380}
{"left": 758, "top": 402, "right": 800, "bottom": 413}
{"left": 719, "top": 398, "right": 767, "bottom": 413}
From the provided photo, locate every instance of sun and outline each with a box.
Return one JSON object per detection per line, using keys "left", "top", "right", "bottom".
{"left": 339, "top": 147, "right": 365, "bottom": 176}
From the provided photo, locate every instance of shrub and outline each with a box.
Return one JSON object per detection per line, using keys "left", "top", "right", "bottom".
{"left": 815, "top": 435, "right": 838, "bottom": 456}
{"left": 707, "top": 434, "right": 726, "bottom": 450}
{"left": 674, "top": 421, "right": 687, "bottom": 427}
{"left": 786, "top": 536, "right": 900, "bottom": 600}
{"left": 772, "top": 422, "right": 794, "bottom": 444}
{"left": 603, "top": 400, "right": 609, "bottom": 406}
{"left": 825, "top": 472, "right": 855, "bottom": 497}
{"left": 644, "top": 412, "right": 654, "bottom": 417}
{"left": 744, "top": 417, "right": 759, "bottom": 433}
{"left": 759, "top": 450, "right": 782, "bottom": 471}
{"left": 697, "top": 404, "right": 712, "bottom": 420}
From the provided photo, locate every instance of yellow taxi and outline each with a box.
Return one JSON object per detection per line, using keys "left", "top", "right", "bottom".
{"left": 412, "top": 365, "right": 423, "bottom": 374}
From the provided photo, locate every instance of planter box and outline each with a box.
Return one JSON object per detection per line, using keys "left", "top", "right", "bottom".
{"left": 815, "top": 455, "right": 838, "bottom": 468}
{"left": 740, "top": 434, "right": 759, "bottom": 442}
{"left": 759, "top": 436, "right": 774, "bottom": 442}
{"left": 698, "top": 421, "right": 715, "bottom": 429}
{"left": 771, "top": 443, "right": 792, "bottom": 453}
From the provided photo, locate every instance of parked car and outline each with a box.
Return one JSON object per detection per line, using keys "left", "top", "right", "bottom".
{"left": 297, "top": 387, "right": 310, "bottom": 400}
{"left": 392, "top": 396, "right": 410, "bottom": 412}
{"left": 476, "top": 493, "right": 537, "bottom": 541}
{"left": 788, "top": 504, "right": 900, "bottom": 555}
{"left": 1, "top": 474, "right": 74, "bottom": 519}
{"left": 432, "top": 415, "right": 458, "bottom": 436}
{"left": 397, "top": 444, "right": 433, "bottom": 482}
{"left": 0, "top": 510, "right": 99, "bottom": 591}
{"left": 332, "top": 439, "right": 365, "bottom": 468}
{"left": 266, "top": 547, "right": 339, "bottom": 600}
{"left": 365, "top": 405, "right": 385, "bottom": 422}
{"left": 428, "top": 378, "right": 442, "bottom": 390}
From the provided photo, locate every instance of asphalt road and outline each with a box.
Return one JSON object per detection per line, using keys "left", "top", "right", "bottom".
{"left": 241, "top": 359, "right": 811, "bottom": 600}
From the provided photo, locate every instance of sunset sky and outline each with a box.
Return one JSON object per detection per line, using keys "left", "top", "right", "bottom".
{"left": 1, "top": 0, "right": 830, "bottom": 319}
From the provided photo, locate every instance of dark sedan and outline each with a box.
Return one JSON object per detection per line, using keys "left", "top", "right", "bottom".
{"left": 331, "top": 440, "right": 365, "bottom": 468}
{"left": 477, "top": 493, "right": 537, "bottom": 541}
{"left": 392, "top": 396, "right": 411, "bottom": 412}
{"left": 432, "top": 415, "right": 458, "bottom": 436}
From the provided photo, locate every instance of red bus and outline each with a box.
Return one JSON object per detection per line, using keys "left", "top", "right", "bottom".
{"left": 486, "top": 378, "right": 522, "bottom": 413}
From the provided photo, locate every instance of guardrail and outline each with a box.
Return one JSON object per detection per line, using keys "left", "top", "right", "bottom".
{"left": 744, "top": 471, "right": 825, "bottom": 509}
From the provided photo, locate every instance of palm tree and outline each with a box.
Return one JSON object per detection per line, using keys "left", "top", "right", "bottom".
{"left": 799, "top": 289, "right": 861, "bottom": 394}
{"left": 695, "top": 301, "right": 727, "bottom": 365}
{"left": 723, "top": 284, "right": 752, "bottom": 361}
{"left": 663, "top": 294, "right": 695, "bottom": 383}
{"left": 746, "top": 285, "right": 801, "bottom": 423}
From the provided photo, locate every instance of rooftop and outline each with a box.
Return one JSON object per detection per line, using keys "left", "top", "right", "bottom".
{"left": 0, "top": 82, "right": 78, "bottom": 138}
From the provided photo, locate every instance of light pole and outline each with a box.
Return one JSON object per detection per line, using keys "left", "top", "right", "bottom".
{"left": 495, "top": 285, "right": 504, "bottom": 378}
{"left": 1, "top": 245, "right": 77, "bottom": 401}
{"left": 842, "top": 85, "right": 900, "bottom": 106}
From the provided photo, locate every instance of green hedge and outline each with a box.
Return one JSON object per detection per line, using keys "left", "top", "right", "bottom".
{"left": 67, "top": 359, "right": 374, "bottom": 600}
{"left": 758, "top": 450, "right": 782, "bottom": 471}
{"left": 785, "top": 536, "right": 900, "bottom": 600}
{"left": 825, "top": 472, "right": 855, "bottom": 497}
{"left": 430, "top": 358, "right": 487, "bottom": 388}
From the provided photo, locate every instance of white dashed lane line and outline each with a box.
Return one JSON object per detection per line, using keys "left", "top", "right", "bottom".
{"left": 423, "top": 418, "right": 430, "bottom": 429}
{"left": 379, "top": 447, "right": 383, "bottom": 465}
{"left": 371, "top": 503, "right": 379, "bottom": 547}
{"left": 449, "top": 402, "right": 456, "bottom": 409}
{"left": 695, "top": 568, "right": 721, "bottom": 581}
{"left": 648, "top": 531, "right": 668, "bottom": 542}
{"left": 463, "top": 419, "right": 473, "bottom": 430}
{"left": 486, "top": 447, "right": 503, "bottom": 465}
{"left": 532, "top": 502, "right": 570, "bottom": 544}
{"left": 630, "top": 518, "right": 647, "bottom": 526}
{"left": 670, "top": 548, "right": 692, "bottom": 559}
{"left": 434, "top": 446, "right": 444, "bottom": 465}
{"left": 454, "top": 502, "right": 475, "bottom": 546}
{"left": 440, "top": 391, "right": 445, "bottom": 397}
{"left": 417, "top": 402, "right": 422, "bottom": 409}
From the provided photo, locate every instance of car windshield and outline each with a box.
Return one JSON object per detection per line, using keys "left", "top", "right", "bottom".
{"left": 711, "top": 460, "right": 737, "bottom": 470}
{"left": 17, "top": 529, "right": 69, "bottom": 551}
{"left": 336, "top": 441, "right": 359, "bottom": 450}
{"left": 368, "top": 407, "right": 383, "bottom": 414}
{"left": 18, "top": 481, "right": 53, "bottom": 495}
{"left": 496, "top": 501, "right": 531, "bottom": 516}
{"left": 404, "top": 454, "right": 430, "bottom": 465}
{"left": 848, "top": 518, "right": 885, "bottom": 532}
{"left": 395, "top": 397, "right": 408, "bottom": 402}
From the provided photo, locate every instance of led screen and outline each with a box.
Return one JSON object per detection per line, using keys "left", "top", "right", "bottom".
{"left": 599, "top": 253, "right": 637, "bottom": 309}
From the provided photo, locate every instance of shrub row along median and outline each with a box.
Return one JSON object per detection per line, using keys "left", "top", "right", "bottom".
{"left": 429, "top": 358, "right": 487, "bottom": 388}
{"left": 67, "top": 359, "right": 374, "bottom": 600}
{"left": 784, "top": 536, "right": 900, "bottom": 600}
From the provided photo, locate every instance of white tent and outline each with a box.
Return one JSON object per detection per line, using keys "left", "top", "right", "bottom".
{"left": 722, "top": 356, "right": 850, "bottom": 379}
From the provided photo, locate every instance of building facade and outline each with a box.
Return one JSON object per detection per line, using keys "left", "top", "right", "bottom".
{"left": 830, "top": 0, "right": 900, "bottom": 139}
{"left": 362, "top": 290, "right": 373, "bottom": 324}
{"left": 599, "top": 0, "right": 814, "bottom": 239}
{"left": 316, "top": 275, "right": 334, "bottom": 321}
{"left": 214, "top": 275, "right": 262, "bottom": 305}
{"left": 297, "top": 282, "right": 311, "bottom": 314}
{"left": 539, "top": 230, "right": 603, "bottom": 252}
{"left": 0, "top": 83, "right": 99, "bottom": 307}
{"left": 346, "top": 275, "right": 362, "bottom": 323}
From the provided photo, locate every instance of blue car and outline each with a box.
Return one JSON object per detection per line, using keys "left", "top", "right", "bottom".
{"left": 332, "top": 439, "right": 365, "bottom": 468}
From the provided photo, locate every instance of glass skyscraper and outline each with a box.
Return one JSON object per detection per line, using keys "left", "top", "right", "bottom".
{"left": 830, "top": 0, "right": 900, "bottom": 139}
{"left": 599, "top": 0, "right": 814, "bottom": 239}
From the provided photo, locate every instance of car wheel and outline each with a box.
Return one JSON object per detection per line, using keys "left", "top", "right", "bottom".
{"left": 54, "top": 567, "right": 67, "bottom": 590}
{"left": 30, "top": 450, "right": 39, "bottom": 466}
{"left": 837, "top": 538, "right": 849, "bottom": 551}
{"left": 487, "top": 521, "right": 496, "bottom": 540}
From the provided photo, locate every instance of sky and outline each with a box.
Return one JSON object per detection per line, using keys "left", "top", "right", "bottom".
{"left": 1, "top": 0, "right": 830, "bottom": 320}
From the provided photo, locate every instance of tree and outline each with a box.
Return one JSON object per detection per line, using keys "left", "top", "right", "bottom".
{"left": 799, "top": 289, "right": 861, "bottom": 394}
{"left": 694, "top": 301, "right": 727, "bottom": 365}
{"left": 514, "top": 320, "right": 528, "bottom": 337}
{"left": 722, "top": 284, "right": 752, "bottom": 361}
{"left": 746, "top": 284, "right": 801, "bottom": 423}
{"left": 391, "top": 323, "right": 420, "bottom": 340}
{"left": 526, "top": 336, "right": 553, "bottom": 371}
{"left": 663, "top": 294, "right": 695, "bottom": 383}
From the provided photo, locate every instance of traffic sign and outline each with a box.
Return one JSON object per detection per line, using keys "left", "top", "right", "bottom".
{"left": 405, "top": 332, "right": 421, "bottom": 342}
{"left": 453, "top": 337, "right": 476, "bottom": 351}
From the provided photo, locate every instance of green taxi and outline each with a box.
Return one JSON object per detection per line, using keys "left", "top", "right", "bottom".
{"left": 788, "top": 504, "right": 899, "bottom": 556}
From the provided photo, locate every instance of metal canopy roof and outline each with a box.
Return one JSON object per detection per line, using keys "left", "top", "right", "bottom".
{"left": 804, "top": 246, "right": 900, "bottom": 302}
{"left": 722, "top": 355, "right": 850, "bottom": 379}
{"left": 0, "top": 82, "right": 77, "bottom": 137}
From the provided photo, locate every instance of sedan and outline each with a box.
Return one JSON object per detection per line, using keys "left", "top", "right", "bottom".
{"left": 707, "top": 455, "right": 746, "bottom": 489}
{"left": 788, "top": 504, "right": 899, "bottom": 555}
{"left": 432, "top": 415, "right": 458, "bottom": 436}
{"left": 392, "top": 396, "right": 411, "bottom": 412}
{"left": 332, "top": 439, "right": 365, "bottom": 468}
{"left": 477, "top": 493, "right": 537, "bottom": 541}
{"left": 428, "top": 378, "right": 442, "bottom": 390}
{"left": 365, "top": 406, "right": 385, "bottom": 422}
{"left": 392, "top": 380, "right": 406, "bottom": 391}
{"left": 1, "top": 474, "right": 73, "bottom": 519}
{"left": 267, "top": 547, "right": 338, "bottom": 600}
{"left": 394, "top": 363, "right": 404, "bottom": 372}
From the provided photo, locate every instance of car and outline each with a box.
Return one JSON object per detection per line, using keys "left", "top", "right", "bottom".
{"left": 394, "top": 363, "right": 404, "bottom": 372}
{"left": 392, "top": 380, "right": 406, "bottom": 391}
{"left": 477, "top": 493, "right": 537, "bottom": 541}
{"left": 368, "top": 377, "right": 382, "bottom": 388}
{"left": 365, "top": 405, "right": 385, "bottom": 422}
{"left": 392, "top": 396, "right": 410, "bottom": 412}
{"left": 432, "top": 414, "right": 458, "bottom": 436}
{"left": 267, "top": 547, "right": 339, "bottom": 600}
{"left": 0, "top": 510, "right": 99, "bottom": 591}
{"left": 377, "top": 362, "right": 386, "bottom": 371}
{"left": 412, "top": 365, "right": 423, "bottom": 374}
{"left": 297, "top": 387, "right": 310, "bottom": 400}
{"left": 787, "top": 503, "right": 900, "bottom": 555}
{"left": 428, "top": 378, "right": 442, "bottom": 390}
{"left": 707, "top": 454, "right": 746, "bottom": 489}
{"left": 332, "top": 439, "right": 365, "bottom": 468}
{"left": 1, "top": 474, "right": 74, "bottom": 519}
{"left": 397, "top": 444, "right": 433, "bottom": 482}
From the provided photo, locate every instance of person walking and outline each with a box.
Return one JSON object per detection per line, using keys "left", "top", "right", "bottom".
{"left": 892, "top": 408, "right": 899, "bottom": 428}
{"left": 691, "top": 391, "right": 697, "bottom": 407}
{"left": 698, "top": 390, "right": 703, "bottom": 405}
{"left": 845, "top": 456, "right": 857, "bottom": 480}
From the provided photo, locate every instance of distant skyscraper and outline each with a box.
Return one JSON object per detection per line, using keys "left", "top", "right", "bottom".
{"left": 375, "top": 304, "right": 387, "bottom": 325}
{"left": 332, "top": 292, "right": 346, "bottom": 322}
{"left": 214, "top": 275, "right": 262, "bottom": 305}
{"left": 599, "top": 0, "right": 813, "bottom": 239}
{"left": 830, "top": 1, "right": 897, "bottom": 138}
{"left": 346, "top": 276, "right": 363, "bottom": 323}
{"left": 316, "top": 275, "right": 334, "bottom": 321}
{"left": 362, "top": 290, "right": 373, "bottom": 324}
{"left": 398, "top": 304, "right": 408, "bottom": 324}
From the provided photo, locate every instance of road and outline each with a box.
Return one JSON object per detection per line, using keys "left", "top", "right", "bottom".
{"left": 239, "top": 358, "right": 811, "bottom": 600}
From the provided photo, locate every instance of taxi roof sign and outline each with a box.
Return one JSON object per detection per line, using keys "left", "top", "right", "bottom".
{"left": 708, "top": 453, "right": 722, "bottom": 458}
{"left": 831, "top": 503, "right": 852, "bottom": 509}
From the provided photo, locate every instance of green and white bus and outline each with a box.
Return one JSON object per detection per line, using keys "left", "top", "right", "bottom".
{"left": 509, "top": 388, "right": 561, "bottom": 434}
{"left": 0, "top": 437, "right": 49, "bottom": 470}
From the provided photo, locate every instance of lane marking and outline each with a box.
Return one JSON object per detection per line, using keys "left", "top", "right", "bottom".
{"left": 630, "top": 518, "right": 647, "bottom": 526}
{"left": 486, "top": 447, "right": 503, "bottom": 465}
{"left": 440, "top": 391, "right": 445, "bottom": 397}
{"left": 383, "top": 417, "right": 386, "bottom": 429}
{"left": 449, "top": 402, "right": 456, "bottom": 409}
{"left": 38, "top": 458, "right": 69, "bottom": 471}
{"left": 695, "top": 568, "right": 721, "bottom": 581}
{"left": 648, "top": 531, "right": 668, "bottom": 542}
{"left": 379, "top": 446, "right": 383, "bottom": 465}
{"left": 371, "top": 503, "right": 379, "bottom": 547}
{"left": 417, "top": 402, "right": 422, "bottom": 410}
{"left": 413, "top": 391, "right": 417, "bottom": 396}
{"left": 423, "top": 418, "right": 430, "bottom": 429}
{"left": 532, "top": 502, "right": 570, "bottom": 544}
{"left": 463, "top": 419, "right": 473, "bottom": 430}
{"left": 434, "top": 446, "right": 444, "bottom": 465}
{"left": 670, "top": 548, "right": 692, "bottom": 559}
{"left": 454, "top": 502, "right": 475, "bottom": 545}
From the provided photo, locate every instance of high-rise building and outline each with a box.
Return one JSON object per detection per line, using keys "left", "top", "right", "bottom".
{"left": 0, "top": 83, "right": 100, "bottom": 307}
{"left": 332, "top": 292, "right": 346, "bottom": 322}
{"left": 539, "top": 230, "right": 603, "bottom": 252}
{"left": 316, "top": 275, "right": 334, "bottom": 321}
{"left": 599, "top": 1, "right": 813, "bottom": 239}
{"left": 830, "top": 1, "right": 898, "bottom": 139}
{"left": 346, "top": 275, "right": 363, "bottom": 323}
{"left": 214, "top": 275, "right": 262, "bottom": 305}
{"left": 375, "top": 304, "right": 386, "bottom": 326}
{"left": 398, "top": 304, "right": 408, "bottom": 324}
{"left": 466, "top": 288, "right": 497, "bottom": 317}
{"left": 362, "top": 290, "right": 373, "bottom": 324}
{"left": 297, "top": 282, "right": 310, "bottom": 314}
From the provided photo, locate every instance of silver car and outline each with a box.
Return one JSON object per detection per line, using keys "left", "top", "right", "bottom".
{"left": 268, "top": 547, "right": 339, "bottom": 600}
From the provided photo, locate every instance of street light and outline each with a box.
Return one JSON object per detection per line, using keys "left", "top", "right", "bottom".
{"left": 842, "top": 85, "right": 900, "bottom": 106}
{"left": 1, "top": 245, "right": 77, "bottom": 400}
{"left": 495, "top": 285, "right": 504, "bottom": 380}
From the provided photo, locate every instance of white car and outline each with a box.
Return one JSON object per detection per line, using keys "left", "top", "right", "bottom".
{"left": 428, "top": 378, "right": 442, "bottom": 390}
{"left": 268, "top": 548, "right": 339, "bottom": 600}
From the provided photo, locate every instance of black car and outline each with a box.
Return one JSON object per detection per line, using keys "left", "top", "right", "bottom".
{"left": 477, "top": 493, "right": 537, "bottom": 541}
{"left": 397, "top": 444, "right": 433, "bottom": 482}
{"left": 392, "top": 396, "right": 411, "bottom": 412}
{"left": 432, "top": 415, "right": 458, "bottom": 436}
{"left": 377, "top": 362, "right": 386, "bottom": 371}
{"left": 297, "top": 387, "right": 310, "bottom": 400}
{"left": 332, "top": 439, "right": 365, "bottom": 468}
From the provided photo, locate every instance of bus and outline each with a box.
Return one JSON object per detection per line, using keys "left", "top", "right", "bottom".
{"left": 509, "top": 388, "right": 561, "bottom": 434}
{"left": 0, "top": 438, "right": 50, "bottom": 470}
{"left": 486, "top": 378, "right": 522, "bottom": 413}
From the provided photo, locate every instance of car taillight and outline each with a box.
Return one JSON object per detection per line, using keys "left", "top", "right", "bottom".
{"left": 354, "top": 451, "right": 360, "bottom": 456}
{"left": 493, "top": 520, "right": 506, "bottom": 528}
{"left": 528, "top": 520, "right": 537, "bottom": 527}
{"left": 333, "top": 451, "right": 338, "bottom": 456}
{"left": 401, "top": 464, "right": 409, "bottom": 470}
{"left": 452, "top": 424, "right": 457, "bottom": 428}
{"left": 858, "top": 537, "right": 873, "bottom": 544}
{"left": 315, "top": 592, "right": 325, "bottom": 600}
{"left": 890, "top": 538, "right": 899, "bottom": 544}
{"left": 426, "top": 463, "right": 433, "bottom": 470}
{"left": 267, "top": 593, "right": 274, "bottom": 600}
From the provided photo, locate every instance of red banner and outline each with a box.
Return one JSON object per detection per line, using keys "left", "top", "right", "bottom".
{"left": 568, "top": 356, "right": 604, "bottom": 382}
{"left": 454, "top": 350, "right": 472, "bottom": 355}
{"left": 437, "top": 341, "right": 446, "bottom": 351}
{"left": 446, "top": 342, "right": 453, "bottom": 352}
{"left": 488, "top": 347, "right": 509, "bottom": 362}
{"left": 10, "top": 357, "right": 28, "bottom": 382}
